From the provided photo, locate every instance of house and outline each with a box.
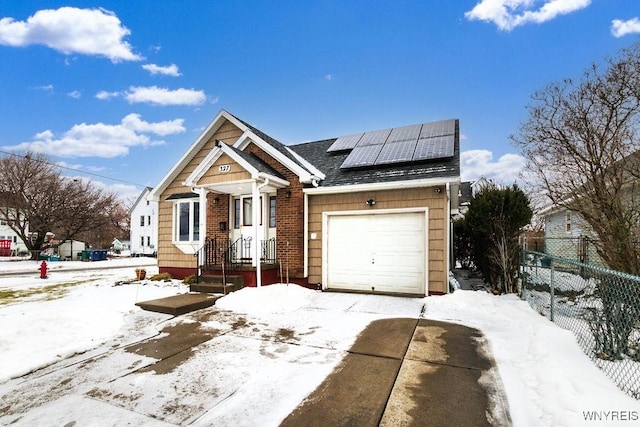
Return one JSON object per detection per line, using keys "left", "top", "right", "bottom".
{"left": 0, "top": 220, "right": 28, "bottom": 256}
{"left": 129, "top": 187, "right": 158, "bottom": 257}
{"left": 541, "top": 205, "right": 603, "bottom": 265}
{"left": 111, "top": 238, "right": 131, "bottom": 254}
{"left": 150, "top": 110, "right": 460, "bottom": 296}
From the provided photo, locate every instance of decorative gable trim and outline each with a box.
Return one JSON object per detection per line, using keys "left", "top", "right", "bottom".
{"left": 185, "top": 141, "right": 290, "bottom": 189}
{"left": 149, "top": 110, "right": 246, "bottom": 201}
{"left": 150, "top": 110, "right": 317, "bottom": 201}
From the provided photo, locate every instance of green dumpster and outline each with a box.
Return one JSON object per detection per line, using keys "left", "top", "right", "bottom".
{"left": 81, "top": 250, "right": 90, "bottom": 261}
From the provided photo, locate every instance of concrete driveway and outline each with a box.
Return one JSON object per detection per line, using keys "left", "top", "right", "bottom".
{"left": 0, "top": 292, "right": 509, "bottom": 426}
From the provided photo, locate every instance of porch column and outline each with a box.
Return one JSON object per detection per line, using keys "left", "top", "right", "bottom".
{"left": 252, "top": 180, "right": 262, "bottom": 287}
{"left": 197, "top": 188, "right": 207, "bottom": 243}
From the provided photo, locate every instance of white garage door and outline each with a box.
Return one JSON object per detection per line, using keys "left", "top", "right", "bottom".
{"left": 325, "top": 211, "right": 427, "bottom": 295}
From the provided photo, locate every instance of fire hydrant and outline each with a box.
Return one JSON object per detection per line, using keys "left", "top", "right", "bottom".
{"left": 39, "top": 260, "right": 48, "bottom": 279}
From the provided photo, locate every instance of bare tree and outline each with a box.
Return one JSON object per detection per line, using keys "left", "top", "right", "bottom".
{"left": 0, "top": 152, "right": 126, "bottom": 257}
{"left": 512, "top": 42, "right": 640, "bottom": 275}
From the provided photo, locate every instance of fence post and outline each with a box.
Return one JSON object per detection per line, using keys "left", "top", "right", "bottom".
{"left": 549, "top": 257, "right": 555, "bottom": 322}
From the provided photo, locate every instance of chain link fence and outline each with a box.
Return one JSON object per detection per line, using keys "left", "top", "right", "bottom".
{"left": 520, "top": 249, "right": 640, "bottom": 399}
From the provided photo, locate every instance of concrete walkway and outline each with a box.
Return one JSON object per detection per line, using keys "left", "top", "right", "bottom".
{"left": 282, "top": 318, "right": 510, "bottom": 426}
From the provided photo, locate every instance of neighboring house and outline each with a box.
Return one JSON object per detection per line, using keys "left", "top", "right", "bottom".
{"left": 150, "top": 110, "right": 461, "bottom": 296}
{"left": 0, "top": 218, "right": 29, "bottom": 256}
{"left": 112, "top": 238, "right": 131, "bottom": 253}
{"left": 541, "top": 205, "right": 603, "bottom": 265}
{"left": 129, "top": 187, "right": 158, "bottom": 257}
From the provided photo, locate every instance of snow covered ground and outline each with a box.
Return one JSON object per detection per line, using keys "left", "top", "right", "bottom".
{"left": 1, "top": 258, "right": 639, "bottom": 426}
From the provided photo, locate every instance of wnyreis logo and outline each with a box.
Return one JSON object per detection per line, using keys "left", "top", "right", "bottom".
{"left": 582, "top": 411, "right": 639, "bottom": 422}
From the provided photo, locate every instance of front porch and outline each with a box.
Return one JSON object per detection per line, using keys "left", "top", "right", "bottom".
{"left": 195, "top": 236, "right": 281, "bottom": 288}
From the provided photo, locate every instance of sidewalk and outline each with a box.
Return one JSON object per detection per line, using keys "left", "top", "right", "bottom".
{"left": 282, "top": 317, "right": 510, "bottom": 426}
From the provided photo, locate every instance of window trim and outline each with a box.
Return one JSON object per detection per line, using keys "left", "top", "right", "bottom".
{"left": 269, "top": 196, "right": 276, "bottom": 228}
{"left": 172, "top": 199, "right": 200, "bottom": 244}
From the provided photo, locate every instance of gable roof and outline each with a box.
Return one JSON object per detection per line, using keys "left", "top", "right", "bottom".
{"left": 150, "top": 110, "right": 321, "bottom": 201}
{"left": 128, "top": 187, "right": 152, "bottom": 215}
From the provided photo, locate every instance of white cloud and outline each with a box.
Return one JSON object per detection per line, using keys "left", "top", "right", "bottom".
{"left": 324, "top": 74, "right": 334, "bottom": 81}
{"left": 120, "top": 113, "right": 185, "bottom": 136}
{"left": 465, "top": 0, "right": 591, "bottom": 31}
{"left": 95, "top": 90, "right": 120, "bottom": 100}
{"left": 124, "top": 86, "right": 206, "bottom": 106}
{"left": 0, "top": 7, "right": 141, "bottom": 62}
{"left": 31, "top": 84, "right": 54, "bottom": 93}
{"left": 461, "top": 149, "right": 525, "bottom": 184}
{"left": 142, "top": 63, "right": 181, "bottom": 76}
{"left": 67, "top": 90, "right": 81, "bottom": 99}
{"left": 3, "top": 113, "right": 185, "bottom": 158}
{"left": 611, "top": 17, "right": 640, "bottom": 37}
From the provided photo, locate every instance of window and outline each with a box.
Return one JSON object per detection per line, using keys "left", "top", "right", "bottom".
{"left": 147, "top": 236, "right": 151, "bottom": 247}
{"left": 147, "top": 216, "right": 151, "bottom": 226}
{"left": 140, "top": 215, "right": 145, "bottom": 227}
{"left": 565, "top": 212, "right": 571, "bottom": 233}
{"left": 141, "top": 236, "right": 145, "bottom": 247}
{"left": 243, "top": 198, "right": 253, "bottom": 226}
{"left": 174, "top": 200, "right": 200, "bottom": 242}
{"left": 234, "top": 198, "right": 241, "bottom": 229}
{"left": 269, "top": 196, "right": 276, "bottom": 228}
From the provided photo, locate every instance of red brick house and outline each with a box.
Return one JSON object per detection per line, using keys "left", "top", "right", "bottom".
{"left": 150, "top": 110, "right": 460, "bottom": 296}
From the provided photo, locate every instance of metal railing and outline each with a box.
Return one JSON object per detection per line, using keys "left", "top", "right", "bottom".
{"left": 520, "top": 250, "right": 640, "bottom": 398}
{"left": 196, "top": 236, "right": 277, "bottom": 282}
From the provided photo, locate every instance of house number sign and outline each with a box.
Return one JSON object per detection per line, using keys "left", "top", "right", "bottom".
{"left": 218, "top": 164, "right": 231, "bottom": 173}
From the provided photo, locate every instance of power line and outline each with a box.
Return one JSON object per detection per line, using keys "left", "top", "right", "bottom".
{"left": 0, "top": 149, "right": 149, "bottom": 188}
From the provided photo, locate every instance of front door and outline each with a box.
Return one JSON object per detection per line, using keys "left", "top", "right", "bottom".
{"left": 230, "top": 194, "right": 268, "bottom": 263}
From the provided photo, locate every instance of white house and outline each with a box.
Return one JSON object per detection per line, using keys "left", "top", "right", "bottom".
{"left": 0, "top": 219, "right": 28, "bottom": 256}
{"left": 130, "top": 187, "right": 158, "bottom": 257}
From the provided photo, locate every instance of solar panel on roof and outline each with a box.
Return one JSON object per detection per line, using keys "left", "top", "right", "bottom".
{"left": 340, "top": 144, "right": 384, "bottom": 168}
{"left": 375, "top": 139, "right": 417, "bottom": 165}
{"left": 387, "top": 124, "right": 422, "bottom": 143}
{"left": 419, "top": 119, "right": 456, "bottom": 139}
{"left": 357, "top": 128, "right": 392, "bottom": 146}
{"left": 413, "top": 135, "right": 455, "bottom": 161}
{"left": 336, "top": 118, "right": 458, "bottom": 169}
{"left": 327, "top": 133, "right": 364, "bottom": 152}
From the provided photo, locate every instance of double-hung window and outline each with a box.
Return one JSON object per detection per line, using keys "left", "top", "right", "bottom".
{"left": 174, "top": 200, "right": 200, "bottom": 242}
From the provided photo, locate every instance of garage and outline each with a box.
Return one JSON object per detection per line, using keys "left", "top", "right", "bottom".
{"left": 324, "top": 210, "right": 427, "bottom": 295}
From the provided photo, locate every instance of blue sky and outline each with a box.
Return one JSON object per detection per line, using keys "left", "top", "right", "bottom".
{"left": 0, "top": 1, "right": 639, "bottom": 203}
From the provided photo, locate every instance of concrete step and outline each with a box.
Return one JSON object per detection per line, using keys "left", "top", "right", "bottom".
{"left": 197, "top": 274, "right": 244, "bottom": 285}
{"left": 135, "top": 293, "right": 219, "bottom": 316}
{"left": 190, "top": 274, "right": 244, "bottom": 294}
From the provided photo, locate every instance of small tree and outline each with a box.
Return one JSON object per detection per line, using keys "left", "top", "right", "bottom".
{"left": 464, "top": 183, "right": 533, "bottom": 293}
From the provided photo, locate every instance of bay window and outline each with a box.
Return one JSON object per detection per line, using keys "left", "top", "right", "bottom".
{"left": 174, "top": 200, "right": 200, "bottom": 242}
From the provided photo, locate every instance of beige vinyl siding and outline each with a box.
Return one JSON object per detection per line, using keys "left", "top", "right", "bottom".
{"left": 308, "top": 187, "right": 448, "bottom": 293}
{"left": 158, "top": 120, "right": 243, "bottom": 269}
{"left": 197, "top": 154, "right": 251, "bottom": 186}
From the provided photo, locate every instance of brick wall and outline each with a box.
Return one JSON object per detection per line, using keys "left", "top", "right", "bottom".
{"left": 206, "top": 193, "right": 230, "bottom": 241}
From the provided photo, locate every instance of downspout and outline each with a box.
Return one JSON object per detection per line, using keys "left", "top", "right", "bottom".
{"left": 303, "top": 192, "right": 309, "bottom": 278}
{"left": 445, "top": 182, "right": 451, "bottom": 295}
{"left": 254, "top": 178, "right": 270, "bottom": 288}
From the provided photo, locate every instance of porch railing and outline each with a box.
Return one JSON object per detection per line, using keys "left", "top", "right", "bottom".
{"left": 195, "top": 236, "right": 277, "bottom": 282}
